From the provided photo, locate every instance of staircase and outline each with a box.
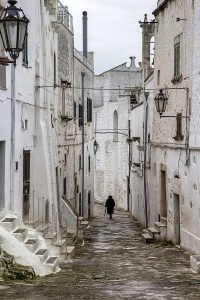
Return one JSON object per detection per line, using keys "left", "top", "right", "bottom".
{"left": 0, "top": 210, "right": 60, "bottom": 276}
{"left": 142, "top": 217, "right": 167, "bottom": 243}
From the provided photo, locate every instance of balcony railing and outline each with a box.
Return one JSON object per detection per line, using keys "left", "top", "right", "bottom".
{"left": 58, "top": 1, "right": 73, "bottom": 33}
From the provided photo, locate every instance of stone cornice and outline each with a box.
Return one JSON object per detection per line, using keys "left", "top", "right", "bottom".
{"left": 152, "top": 0, "right": 174, "bottom": 16}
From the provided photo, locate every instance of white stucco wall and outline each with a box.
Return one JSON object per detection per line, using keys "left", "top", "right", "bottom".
{"left": 0, "top": 0, "right": 59, "bottom": 228}
{"left": 74, "top": 51, "right": 94, "bottom": 219}
{"left": 139, "top": 0, "right": 200, "bottom": 255}
{"left": 94, "top": 58, "right": 142, "bottom": 208}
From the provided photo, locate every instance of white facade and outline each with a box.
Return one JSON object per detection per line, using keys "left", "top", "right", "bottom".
{"left": 74, "top": 50, "right": 94, "bottom": 219}
{"left": 94, "top": 58, "right": 142, "bottom": 208}
{"left": 0, "top": 0, "right": 60, "bottom": 229}
{"left": 0, "top": 0, "right": 94, "bottom": 242}
{"left": 130, "top": 0, "right": 200, "bottom": 256}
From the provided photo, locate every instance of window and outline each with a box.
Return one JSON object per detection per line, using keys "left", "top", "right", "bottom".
{"left": 130, "top": 93, "right": 137, "bottom": 105}
{"left": 63, "top": 177, "right": 67, "bottom": 195}
{"left": 64, "top": 154, "right": 67, "bottom": 164}
{"left": 113, "top": 110, "right": 118, "bottom": 142}
{"left": 88, "top": 155, "right": 91, "bottom": 173}
{"left": 54, "top": 52, "right": 56, "bottom": 87}
{"left": 174, "top": 113, "right": 184, "bottom": 141}
{"left": 87, "top": 98, "right": 92, "bottom": 122}
{"left": 173, "top": 35, "right": 181, "bottom": 81}
{"left": 79, "top": 155, "right": 82, "bottom": 170}
{"left": 22, "top": 32, "right": 28, "bottom": 66}
{"left": 157, "top": 70, "right": 160, "bottom": 86}
{"left": 74, "top": 101, "right": 77, "bottom": 120}
{"left": 62, "top": 88, "right": 65, "bottom": 116}
{"left": 79, "top": 104, "right": 83, "bottom": 127}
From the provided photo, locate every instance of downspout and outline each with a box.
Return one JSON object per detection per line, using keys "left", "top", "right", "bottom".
{"left": 128, "top": 120, "right": 131, "bottom": 212}
{"left": 82, "top": 11, "right": 88, "bottom": 59}
{"left": 10, "top": 62, "right": 16, "bottom": 211}
{"left": 81, "top": 71, "right": 85, "bottom": 217}
{"left": 143, "top": 92, "right": 149, "bottom": 228}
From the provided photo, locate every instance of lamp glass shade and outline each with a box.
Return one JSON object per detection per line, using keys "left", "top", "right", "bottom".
{"left": 0, "top": 1, "right": 29, "bottom": 60}
{"left": 154, "top": 89, "right": 168, "bottom": 116}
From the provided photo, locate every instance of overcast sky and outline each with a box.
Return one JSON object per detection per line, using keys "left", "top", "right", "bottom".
{"left": 62, "top": 0, "right": 157, "bottom": 74}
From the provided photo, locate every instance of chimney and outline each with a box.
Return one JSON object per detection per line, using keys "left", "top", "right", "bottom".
{"left": 140, "top": 14, "right": 155, "bottom": 80}
{"left": 82, "top": 11, "right": 88, "bottom": 59}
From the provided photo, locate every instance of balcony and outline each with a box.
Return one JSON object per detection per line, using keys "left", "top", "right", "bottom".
{"left": 57, "top": 1, "right": 73, "bottom": 33}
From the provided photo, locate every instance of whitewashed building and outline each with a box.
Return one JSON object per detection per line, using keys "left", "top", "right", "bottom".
{"left": 130, "top": 0, "right": 200, "bottom": 262}
{"left": 73, "top": 48, "right": 94, "bottom": 219}
{"left": 0, "top": 0, "right": 94, "bottom": 275}
{"left": 94, "top": 57, "right": 142, "bottom": 208}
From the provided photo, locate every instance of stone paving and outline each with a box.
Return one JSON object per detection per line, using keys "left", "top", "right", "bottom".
{"left": 1, "top": 204, "right": 200, "bottom": 299}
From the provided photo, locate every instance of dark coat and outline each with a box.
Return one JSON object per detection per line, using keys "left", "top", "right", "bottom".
{"left": 105, "top": 197, "right": 115, "bottom": 214}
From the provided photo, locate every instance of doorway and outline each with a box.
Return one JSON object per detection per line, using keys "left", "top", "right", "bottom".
{"left": 160, "top": 170, "right": 167, "bottom": 217}
{"left": 79, "top": 192, "right": 82, "bottom": 217}
{"left": 0, "top": 141, "right": 5, "bottom": 209}
{"left": 88, "top": 191, "right": 91, "bottom": 218}
{"left": 23, "top": 150, "right": 30, "bottom": 222}
{"left": 174, "top": 193, "right": 181, "bottom": 245}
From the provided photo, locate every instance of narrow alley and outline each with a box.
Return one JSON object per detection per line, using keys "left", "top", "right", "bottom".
{"left": 0, "top": 203, "right": 200, "bottom": 300}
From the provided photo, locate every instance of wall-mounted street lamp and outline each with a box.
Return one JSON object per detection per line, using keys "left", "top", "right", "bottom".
{"left": 154, "top": 88, "right": 189, "bottom": 119}
{"left": 154, "top": 89, "right": 168, "bottom": 117}
{"left": 0, "top": 0, "right": 29, "bottom": 61}
{"left": 0, "top": 0, "right": 29, "bottom": 211}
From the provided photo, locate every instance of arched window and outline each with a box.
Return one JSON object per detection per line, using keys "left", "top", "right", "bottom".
{"left": 113, "top": 110, "right": 118, "bottom": 142}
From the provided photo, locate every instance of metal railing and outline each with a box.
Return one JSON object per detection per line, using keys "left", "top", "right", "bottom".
{"left": 57, "top": 1, "right": 73, "bottom": 33}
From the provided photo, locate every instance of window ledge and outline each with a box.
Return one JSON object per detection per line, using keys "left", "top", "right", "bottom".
{"left": 61, "top": 115, "right": 73, "bottom": 122}
{"left": 171, "top": 75, "right": 182, "bottom": 84}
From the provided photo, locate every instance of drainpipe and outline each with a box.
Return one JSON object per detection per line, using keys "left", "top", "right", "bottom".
{"left": 82, "top": 11, "right": 88, "bottom": 59}
{"left": 10, "top": 62, "right": 16, "bottom": 211}
{"left": 81, "top": 71, "right": 85, "bottom": 217}
{"left": 128, "top": 120, "right": 131, "bottom": 212}
{"left": 143, "top": 92, "right": 149, "bottom": 228}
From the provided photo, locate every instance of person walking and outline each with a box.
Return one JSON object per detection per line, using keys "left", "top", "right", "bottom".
{"left": 105, "top": 195, "right": 115, "bottom": 219}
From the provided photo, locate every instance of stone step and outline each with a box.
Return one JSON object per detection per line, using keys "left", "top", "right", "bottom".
{"left": 35, "top": 248, "right": 49, "bottom": 263}
{"left": 44, "top": 232, "right": 57, "bottom": 245}
{"left": 79, "top": 217, "right": 84, "bottom": 222}
{"left": 25, "top": 238, "right": 39, "bottom": 252}
{"left": 48, "top": 238, "right": 66, "bottom": 256}
{"left": 160, "top": 217, "right": 167, "bottom": 226}
{"left": 190, "top": 255, "right": 200, "bottom": 273}
{"left": 80, "top": 221, "right": 89, "bottom": 228}
{"left": 44, "top": 256, "right": 59, "bottom": 273}
{"left": 35, "top": 223, "right": 51, "bottom": 237}
{"left": 142, "top": 233, "right": 153, "bottom": 244}
{"left": 154, "top": 222, "right": 167, "bottom": 241}
{"left": 12, "top": 227, "right": 27, "bottom": 242}
{"left": 24, "top": 220, "right": 39, "bottom": 229}
{"left": 53, "top": 238, "right": 67, "bottom": 253}
{"left": 0, "top": 217, "right": 18, "bottom": 232}
{"left": 148, "top": 227, "right": 160, "bottom": 239}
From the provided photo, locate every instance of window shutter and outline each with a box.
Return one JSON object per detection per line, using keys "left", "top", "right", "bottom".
{"left": 22, "top": 33, "right": 28, "bottom": 66}
{"left": 87, "top": 98, "right": 92, "bottom": 122}
{"left": 79, "top": 104, "right": 83, "bottom": 126}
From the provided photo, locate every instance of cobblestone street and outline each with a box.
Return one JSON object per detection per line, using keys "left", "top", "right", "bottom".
{"left": 1, "top": 204, "right": 200, "bottom": 300}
